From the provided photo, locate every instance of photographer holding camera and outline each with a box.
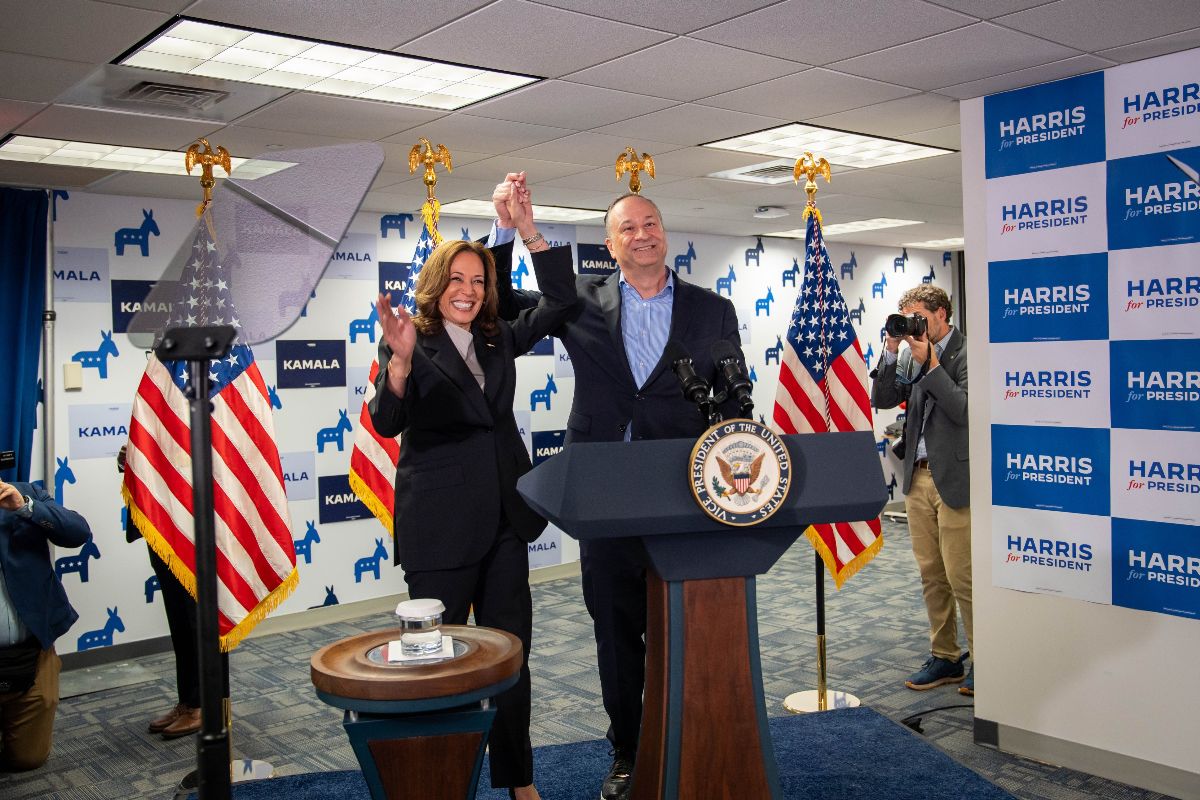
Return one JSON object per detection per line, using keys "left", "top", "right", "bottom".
{"left": 871, "top": 285, "right": 973, "bottom": 697}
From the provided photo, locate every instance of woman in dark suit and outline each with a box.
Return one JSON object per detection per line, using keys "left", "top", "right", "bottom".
{"left": 369, "top": 190, "right": 573, "bottom": 800}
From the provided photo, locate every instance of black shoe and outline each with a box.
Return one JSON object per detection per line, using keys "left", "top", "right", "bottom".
{"left": 601, "top": 752, "right": 634, "bottom": 800}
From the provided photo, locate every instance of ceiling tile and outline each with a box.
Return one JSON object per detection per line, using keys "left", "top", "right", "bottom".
{"left": 511, "top": 132, "right": 684, "bottom": 166}
{"left": 17, "top": 104, "right": 223, "bottom": 150}
{"left": 0, "top": 161, "right": 116, "bottom": 189}
{"left": 594, "top": 104, "right": 790, "bottom": 147}
{"left": 567, "top": 38, "right": 804, "bottom": 102}
{"left": 0, "top": 99, "right": 47, "bottom": 138}
{"left": 922, "top": 0, "right": 1055, "bottom": 18}
{"left": 822, "top": 170, "right": 963, "bottom": 208}
{"left": 0, "top": 53, "right": 97, "bottom": 104}
{"left": 447, "top": 155, "right": 595, "bottom": 183}
{"left": 903, "top": 124, "right": 961, "bottom": 149}
{"left": 94, "top": 0, "right": 192, "bottom": 11}
{"left": 467, "top": 81, "right": 677, "bottom": 130}
{"left": 692, "top": 0, "right": 974, "bottom": 65}
{"left": 0, "top": 0, "right": 168, "bottom": 63}
{"left": 651, "top": 146, "right": 792, "bottom": 178}
{"left": 84, "top": 171, "right": 203, "bottom": 202}
{"left": 808, "top": 92, "right": 961, "bottom": 138}
{"left": 376, "top": 142, "right": 492, "bottom": 175}
{"left": 203, "top": 125, "right": 360, "bottom": 158}
{"left": 380, "top": 114, "right": 575, "bottom": 156}
{"left": 829, "top": 22, "right": 1079, "bottom": 90}
{"left": 234, "top": 93, "right": 445, "bottom": 141}
{"left": 873, "top": 152, "right": 962, "bottom": 182}
{"left": 1097, "top": 26, "right": 1200, "bottom": 63}
{"left": 933, "top": 54, "right": 1114, "bottom": 99}
{"left": 647, "top": 177, "right": 756, "bottom": 202}
{"left": 186, "top": 0, "right": 496, "bottom": 51}
{"left": 699, "top": 68, "right": 917, "bottom": 119}
{"left": 543, "top": 165, "right": 688, "bottom": 194}
{"left": 399, "top": 0, "right": 672, "bottom": 78}
{"left": 995, "top": 0, "right": 1200, "bottom": 52}
{"left": 528, "top": 0, "right": 780, "bottom": 35}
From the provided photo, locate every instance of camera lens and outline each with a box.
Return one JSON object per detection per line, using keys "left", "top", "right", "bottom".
{"left": 884, "top": 314, "right": 911, "bottom": 338}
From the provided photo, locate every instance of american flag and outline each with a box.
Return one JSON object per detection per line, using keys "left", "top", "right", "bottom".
{"left": 771, "top": 212, "right": 882, "bottom": 588}
{"left": 348, "top": 219, "right": 438, "bottom": 530}
{"left": 122, "top": 219, "right": 297, "bottom": 650}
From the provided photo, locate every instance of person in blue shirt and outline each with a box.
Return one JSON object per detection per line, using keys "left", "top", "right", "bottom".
{"left": 0, "top": 478, "right": 90, "bottom": 770}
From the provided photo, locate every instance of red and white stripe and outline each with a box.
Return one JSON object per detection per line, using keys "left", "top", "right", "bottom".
{"left": 348, "top": 359, "right": 400, "bottom": 532}
{"left": 123, "top": 356, "right": 297, "bottom": 649}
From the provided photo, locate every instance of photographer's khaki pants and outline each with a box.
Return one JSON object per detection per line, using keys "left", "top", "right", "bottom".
{"left": 905, "top": 466, "right": 973, "bottom": 662}
{"left": 0, "top": 646, "right": 60, "bottom": 771}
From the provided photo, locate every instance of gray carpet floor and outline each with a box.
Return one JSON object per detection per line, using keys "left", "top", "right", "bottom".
{"left": 0, "top": 520, "right": 1178, "bottom": 800}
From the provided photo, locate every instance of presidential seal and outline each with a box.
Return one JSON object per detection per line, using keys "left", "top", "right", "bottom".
{"left": 689, "top": 420, "right": 791, "bottom": 526}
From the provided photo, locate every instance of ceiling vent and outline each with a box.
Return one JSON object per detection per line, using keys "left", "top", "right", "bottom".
{"left": 117, "top": 81, "right": 229, "bottom": 112}
{"left": 56, "top": 64, "right": 290, "bottom": 124}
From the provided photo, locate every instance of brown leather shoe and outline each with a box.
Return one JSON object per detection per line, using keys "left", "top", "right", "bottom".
{"left": 160, "top": 707, "right": 202, "bottom": 739}
{"left": 148, "top": 703, "right": 187, "bottom": 734}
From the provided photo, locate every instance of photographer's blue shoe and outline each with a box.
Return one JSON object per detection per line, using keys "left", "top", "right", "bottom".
{"left": 905, "top": 655, "right": 965, "bottom": 690}
{"left": 959, "top": 665, "right": 975, "bottom": 696}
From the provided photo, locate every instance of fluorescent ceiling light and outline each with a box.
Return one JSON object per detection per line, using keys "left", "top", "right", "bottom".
{"left": 439, "top": 199, "right": 604, "bottom": 223}
{"left": 766, "top": 218, "right": 922, "bottom": 239}
{"left": 120, "top": 19, "right": 537, "bottom": 110}
{"left": 903, "top": 237, "right": 964, "bottom": 248}
{"left": 0, "top": 135, "right": 293, "bottom": 180}
{"left": 705, "top": 123, "right": 953, "bottom": 169}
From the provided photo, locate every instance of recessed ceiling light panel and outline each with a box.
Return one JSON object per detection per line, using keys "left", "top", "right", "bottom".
{"left": 705, "top": 123, "right": 953, "bottom": 169}
{"left": 0, "top": 135, "right": 293, "bottom": 180}
{"left": 120, "top": 18, "right": 538, "bottom": 110}
{"left": 440, "top": 199, "right": 604, "bottom": 223}
{"left": 765, "top": 218, "right": 922, "bottom": 238}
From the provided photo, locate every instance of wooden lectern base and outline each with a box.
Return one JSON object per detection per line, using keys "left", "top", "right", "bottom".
{"left": 634, "top": 572, "right": 779, "bottom": 799}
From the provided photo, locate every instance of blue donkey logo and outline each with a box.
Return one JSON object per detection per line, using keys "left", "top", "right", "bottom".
{"left": 530, "top": 375, "right": 557, "bottom": 411}
{"left": 114, "top": 209, "right": 160, "bottom": 257}
{"left": 316, "top": 410, "right": 352, "bottom": 453}
{"left": 77, "top": 607, "right": 125, "bottom": 651}
{"left": 380, "top": 212, "right": 414, "bottom": 238}
{"left": 72, "top": 331, "right": 119, "bottom": 379}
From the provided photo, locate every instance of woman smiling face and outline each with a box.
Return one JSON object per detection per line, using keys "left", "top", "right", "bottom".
{"left": 437, "top": 249, "right": 486, "bottom": 331}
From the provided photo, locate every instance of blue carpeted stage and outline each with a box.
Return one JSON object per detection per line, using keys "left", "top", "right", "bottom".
{"left": 202, "top": 707, "right": 1012, "bottom": 799}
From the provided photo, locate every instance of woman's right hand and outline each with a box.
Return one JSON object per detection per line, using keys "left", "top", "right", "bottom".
{"left": 377, "top": 293, "right": 416, "bottom": 396}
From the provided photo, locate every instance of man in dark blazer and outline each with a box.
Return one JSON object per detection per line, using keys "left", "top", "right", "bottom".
{"left": 871, "top": 284, "right": 973, "bottom": 697}
{"left": 0, "top": 478, "right": 90, "bottom": 770}
{"left": 492, "top": 179, "right": 745, "bottom": 800}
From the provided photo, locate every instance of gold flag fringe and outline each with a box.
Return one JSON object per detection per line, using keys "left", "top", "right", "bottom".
{"left": 122, "top": 486, "right": 299, "bottom": 652}
{"left": 804, "top": 522, "right": 885, "bottom": 590}
{"left": 348, "top": 470, "right": 394, "bottom": 534}
{"left": 422, "top": 199, "right": 443, "bottom": 247}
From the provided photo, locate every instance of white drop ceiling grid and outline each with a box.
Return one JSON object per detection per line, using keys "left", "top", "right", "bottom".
{"left": 0, "top": 0, "right": 1197, "bottom": 245}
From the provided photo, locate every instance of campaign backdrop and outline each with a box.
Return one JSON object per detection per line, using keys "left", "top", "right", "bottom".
{"left": 983, "top": 47, "right": 1200, "bottom": 621}
{"left": 35, "top": 186, "right": 948, "bottom": 655}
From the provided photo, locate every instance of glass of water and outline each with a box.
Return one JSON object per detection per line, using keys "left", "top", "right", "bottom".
{"left": 395, "top": 598, "right": 445, "bottom": 656}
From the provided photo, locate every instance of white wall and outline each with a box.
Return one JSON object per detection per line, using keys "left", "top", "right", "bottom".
{"left": 36, "top": 188, "right": 945, "bottom": 656}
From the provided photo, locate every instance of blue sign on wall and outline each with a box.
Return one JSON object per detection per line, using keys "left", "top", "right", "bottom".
{"left": 984, "top": 71, "right": 1106, "bottom": 179}
{"left": 1110, "top": 339, "right": 1200, "bottom": 432}
{"left": 318, "top": 474, "right": 371, "bottom": 524}
{"left": 578, "top": 243, "right": 617, "bottom": 275}
{"left": 276, "top": 340, "right": 346, "bottom": 388}
{"left": 988, "top": 254, "right": 1108, "bottom": 342}
{"left": 991, "top": 424, "right": 1110, "bottom": 516}
{"left": 531, "top": 430, "right": 566, "bottom": 465}
{"left": 1112, "top": 517, "right": 1199, "bottom": 620}
{"left": 1107, "top": 146, "right": 1200, "bottom": 250}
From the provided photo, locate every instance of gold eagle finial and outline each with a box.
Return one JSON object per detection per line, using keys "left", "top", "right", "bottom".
{"left": 184, "top": 138, "right": 232, "bottom": 217}
{"left": 615, "top": 147, "right": 656, "bottom": 194}
{"left": 409, "top": 137, "right": 452, "bottom": 202}
{"left": 408, "top": 137, "right": 452, "bottom": 247}
{"left": 794, "top": 152, "right": 831, "bottom": 226}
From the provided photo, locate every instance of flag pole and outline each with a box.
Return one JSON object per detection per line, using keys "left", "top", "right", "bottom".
{"left": 782, "top": 153, "right": 861, "bottom": 715}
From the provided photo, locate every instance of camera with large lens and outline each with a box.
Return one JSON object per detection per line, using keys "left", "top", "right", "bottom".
{"left": 884, "top": 313, "right": 927, "bottom": 338}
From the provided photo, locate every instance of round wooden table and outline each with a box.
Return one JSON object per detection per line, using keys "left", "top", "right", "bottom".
{"left": 311, "top": 625, "right": 522, "bottom": 800}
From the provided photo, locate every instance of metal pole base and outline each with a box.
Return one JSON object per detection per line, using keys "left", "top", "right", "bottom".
{"left": 782, "top": 690, "right": 860, "bottom": 714}
{"left": 173, "top": 761, "right": 275, "bottom": 799}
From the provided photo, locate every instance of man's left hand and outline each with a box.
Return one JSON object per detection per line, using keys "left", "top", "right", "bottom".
{"left": 0, "top": 480, "right": 25, "bottom": 511}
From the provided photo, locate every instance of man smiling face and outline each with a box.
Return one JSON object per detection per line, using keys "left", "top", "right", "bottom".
{"left": 605, "top": 194, "right": 667, "bottom": 277}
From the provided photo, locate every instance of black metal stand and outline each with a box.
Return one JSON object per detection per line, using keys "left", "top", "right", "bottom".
{"left": 156, "top": 325, "right": 236, "bottom": 800}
